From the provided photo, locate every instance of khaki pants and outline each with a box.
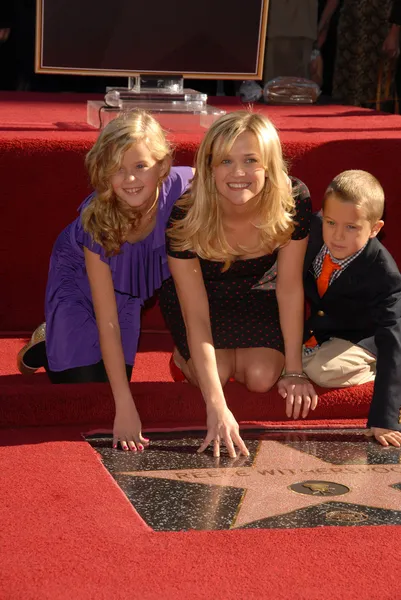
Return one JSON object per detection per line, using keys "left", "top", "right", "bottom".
{"left": 302, "top": 338, "right": 376, "bottom": 388}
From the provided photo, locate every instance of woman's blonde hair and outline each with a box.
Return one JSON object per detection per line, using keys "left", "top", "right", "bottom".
{"left": 82, "top": 110, "right": 172, "bottom": 255}
{"left": 168, "top": 111, "right": 295, "bottom": 270}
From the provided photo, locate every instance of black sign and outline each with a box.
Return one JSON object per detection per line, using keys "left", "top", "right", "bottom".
{"left": 36, "top": 0, "right": 268, "bottom": 78}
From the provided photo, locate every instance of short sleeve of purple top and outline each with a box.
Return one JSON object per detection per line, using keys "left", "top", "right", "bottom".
{"left": 45, "top": 166, "right": 193, "bottom": 371}
{"left": 160, "top": 177, "right": 312, "bottom": 361}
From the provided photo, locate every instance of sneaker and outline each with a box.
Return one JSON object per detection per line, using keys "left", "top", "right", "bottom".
{"left": 17, "top": 323, "right": 46, "bottom": 375}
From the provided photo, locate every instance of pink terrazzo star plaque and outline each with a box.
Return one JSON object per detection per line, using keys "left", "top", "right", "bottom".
{"left": 89, "top": 430, "right": 401, "bottom": 531}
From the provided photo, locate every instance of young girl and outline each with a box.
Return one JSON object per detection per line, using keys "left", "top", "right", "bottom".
{"left": 160, "top": 111, "right": 318, "bottom": 459}
{"left": 18, "top": 111, "right": 193, "bottom": 451}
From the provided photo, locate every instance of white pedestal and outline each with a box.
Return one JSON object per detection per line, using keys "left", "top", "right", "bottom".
{"left": 87, "top": 99, "right": 226, "bottom": 131}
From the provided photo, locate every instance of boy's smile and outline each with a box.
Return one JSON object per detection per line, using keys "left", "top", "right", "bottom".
{"left": 322, "top": 195, "right": 383, "bottom": 260}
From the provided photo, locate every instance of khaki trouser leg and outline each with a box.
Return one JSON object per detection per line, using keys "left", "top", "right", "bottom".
{"left": 302, "top": 338, "right": 376, "bottom": 388}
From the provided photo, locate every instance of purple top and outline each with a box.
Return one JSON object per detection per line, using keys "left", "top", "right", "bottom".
{"left": 45, "top": 166, "right": 193, "bottom": 371}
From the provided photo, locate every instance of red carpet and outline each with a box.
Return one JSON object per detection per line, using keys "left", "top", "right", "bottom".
{"left": 1, "top": 426, "right": 400, "bottom": 600}
{"left": 1, "top": 333, "right": 371, "bottom": 431}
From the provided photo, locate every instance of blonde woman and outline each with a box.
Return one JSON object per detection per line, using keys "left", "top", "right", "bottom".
{"left": 18, "top": 111, "right": 194, "bottom": 451}
{"left": 160, "top": 111, "right": 318, "bottom": 458}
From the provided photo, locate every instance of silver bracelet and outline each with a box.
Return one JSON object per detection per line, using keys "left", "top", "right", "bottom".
{"left": 280, "top": 372, "right": 308, "bottom": 380}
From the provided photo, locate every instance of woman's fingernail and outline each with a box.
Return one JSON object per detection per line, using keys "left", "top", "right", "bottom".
{"left": 113, "top": 444, "right": 117, "bottom": 449}
{"left": 138, "top": 444, "right": 144, "bottom": 451}
{"left": 143, "top": 438, "right": 150, "bottom": 442}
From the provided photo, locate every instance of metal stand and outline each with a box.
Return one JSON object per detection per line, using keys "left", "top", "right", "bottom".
{"left": 87, "top": 76, "right": 226, "bottom": 130}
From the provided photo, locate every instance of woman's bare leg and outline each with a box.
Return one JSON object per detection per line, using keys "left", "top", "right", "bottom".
{"left": 172, "top": 347, "right": 235, "bottom": 387}
{"left": 234, "top": 347, "right": 284, "bottom": 393}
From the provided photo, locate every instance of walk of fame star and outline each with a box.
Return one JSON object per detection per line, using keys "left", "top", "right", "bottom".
{"left": 89, "top": 432, "right": 401, "bottom": 531}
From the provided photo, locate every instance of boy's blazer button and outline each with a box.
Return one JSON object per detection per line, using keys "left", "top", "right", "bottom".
{"left": 317, "top": 310, "right": 325, "bottom": 317}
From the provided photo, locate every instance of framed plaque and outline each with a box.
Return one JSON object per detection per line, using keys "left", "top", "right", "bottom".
{"left": 36, "top": 0, "right": 269, "bottom": 79}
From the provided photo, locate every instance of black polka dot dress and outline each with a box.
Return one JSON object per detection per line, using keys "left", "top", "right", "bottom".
{"left": 159, "top": 179, "right": 312, "bottom": 361}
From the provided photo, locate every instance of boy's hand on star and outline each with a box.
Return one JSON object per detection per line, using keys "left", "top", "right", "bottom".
{"left": 366, "top": 427, "right": 401, "bottom": 448}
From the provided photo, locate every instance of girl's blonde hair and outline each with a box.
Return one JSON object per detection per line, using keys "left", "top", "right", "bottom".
{"left": 82, "top": 110, "right": 172, "bottom": 255}
{"left": 168, "top": 111, "right": 295, "bottom": 270}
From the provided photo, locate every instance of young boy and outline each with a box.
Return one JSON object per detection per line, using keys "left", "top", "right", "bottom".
{"left": 303, "top": 170, "right": 401, "bottom": 447}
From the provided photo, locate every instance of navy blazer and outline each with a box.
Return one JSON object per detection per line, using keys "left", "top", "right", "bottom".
{"left": 304, "top": 214, "right": 401, "bottom": 431}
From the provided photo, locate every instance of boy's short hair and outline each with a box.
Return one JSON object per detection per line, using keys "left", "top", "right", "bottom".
{"left": 322, "top": 170, "right": 384, "bottom": 223}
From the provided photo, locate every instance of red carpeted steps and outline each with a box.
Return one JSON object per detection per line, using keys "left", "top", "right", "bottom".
{"left": 3, "top": 94, "right": 401, "bottom": 334}
{"left": 1, "top": 333, "right": 372, "bottom": 431}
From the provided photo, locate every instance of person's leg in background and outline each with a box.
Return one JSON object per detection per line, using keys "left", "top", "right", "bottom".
{"left": 264, "top": 37, "right": 314, "bottom": 82}
{"left": 318, "top": 0, "right": 342, "bottom": 97}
